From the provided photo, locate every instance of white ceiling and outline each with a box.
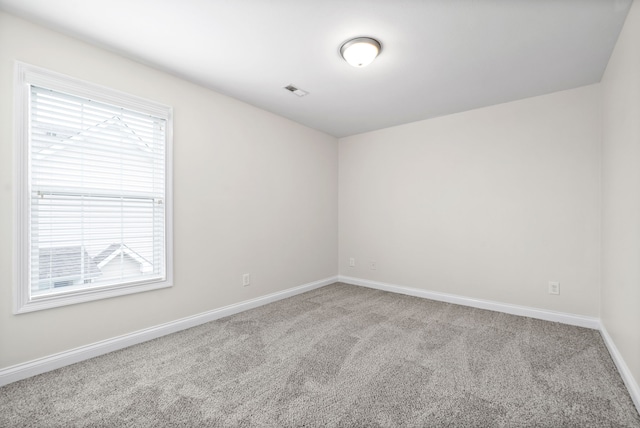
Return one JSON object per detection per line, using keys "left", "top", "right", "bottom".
{"left": 0, "top": 0, "right": 632, "bottom": 137}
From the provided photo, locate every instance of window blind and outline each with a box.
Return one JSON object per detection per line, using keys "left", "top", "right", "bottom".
{"left": 29, "top": 85, "right": 167, "bottom": 296}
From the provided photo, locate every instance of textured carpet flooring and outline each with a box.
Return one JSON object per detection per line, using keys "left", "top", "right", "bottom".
{"left": 1, "top": 283, "right": 639, "bottom": 427}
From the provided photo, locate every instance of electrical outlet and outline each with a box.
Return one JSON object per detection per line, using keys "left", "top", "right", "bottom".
{"left": 349, "top": 257, "right": 355, "bottom": 267}
{"left": 370, "top": 261, "right": 377, "bottom": 270}
{"left": 548, "top": 281, "right": 560, "bottom": 295}
{"left": 243, "top": 273, "right": 251, "bottom": 287}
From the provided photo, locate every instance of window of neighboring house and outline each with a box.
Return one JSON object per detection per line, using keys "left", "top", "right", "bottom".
{"left": 14, "top": 62, "right": 173, "bottom": 313}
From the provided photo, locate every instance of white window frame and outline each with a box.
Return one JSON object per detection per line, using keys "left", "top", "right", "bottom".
{"left": 13, "top": 62, "right": 173, "bottom": 314}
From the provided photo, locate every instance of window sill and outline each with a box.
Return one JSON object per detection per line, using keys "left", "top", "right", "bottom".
{"left": 14, "top": 279, "right": 172, "bottom": 314}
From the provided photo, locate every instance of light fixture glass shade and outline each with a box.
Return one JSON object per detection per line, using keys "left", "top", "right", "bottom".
{"left": 340, "top": 37, "right": 381, "bottom": 67}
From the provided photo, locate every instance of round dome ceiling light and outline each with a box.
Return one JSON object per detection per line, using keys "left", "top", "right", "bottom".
{"left": 340, "top": 37, "right": 381, "bottom": 68}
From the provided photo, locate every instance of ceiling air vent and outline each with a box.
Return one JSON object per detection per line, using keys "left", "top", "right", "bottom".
{"left": 284, "top": 85, "right": 308, "bottom": 97}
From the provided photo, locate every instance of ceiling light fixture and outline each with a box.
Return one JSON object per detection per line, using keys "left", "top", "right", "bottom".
{"left": 340, "top": 37, "right": 381, "bottom": 68}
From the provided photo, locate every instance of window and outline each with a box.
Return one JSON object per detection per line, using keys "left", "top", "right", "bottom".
{"left": 14, "top": 62, "right": 173, "bottom": 313}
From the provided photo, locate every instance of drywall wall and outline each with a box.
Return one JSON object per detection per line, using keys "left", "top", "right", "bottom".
{"left": 339, "top": 84, "right": 601, "bottom": 316}
{"left": 0, "top": 12, "right": 338, "bottom": 369}
{"left": 601, "top": 0, "right": 640, "bottom": 394}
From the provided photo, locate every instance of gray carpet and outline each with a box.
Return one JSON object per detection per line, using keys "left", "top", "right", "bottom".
{"left": 1, "top": 283, "right": 639, "bottom": 427}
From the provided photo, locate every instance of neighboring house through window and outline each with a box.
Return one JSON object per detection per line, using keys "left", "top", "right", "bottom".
{"left": 14, "top": 62, "right": 173, "bottom": 313}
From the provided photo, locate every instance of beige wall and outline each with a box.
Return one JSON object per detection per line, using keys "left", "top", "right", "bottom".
{"left": 601, "top": 0, "right": 640, "bottom": 392}
{"left": 0, "top": 12, "right": 338, "bottom": 369}
{"left": 339, "top": 85, "right": 601, "bottom": 316}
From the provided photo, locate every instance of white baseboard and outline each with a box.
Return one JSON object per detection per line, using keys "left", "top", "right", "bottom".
{"left": 0, "top": 275, "right": 338, "bottom": 387}
{"left": 600, "top": 324, "right": 640, "bottom": 414}
{"left": 338, "top": 275, "right": 601, "bottom": 329}
{"left": 4, "top": 273, "right": 638, "bottom": 417}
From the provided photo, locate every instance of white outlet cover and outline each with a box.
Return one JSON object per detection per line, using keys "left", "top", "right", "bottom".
{"left": 349, "top": 258, "right": 355, "bottom": 267}
{"left": 548, "top": 281, "right": 560, "bottom": 295}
